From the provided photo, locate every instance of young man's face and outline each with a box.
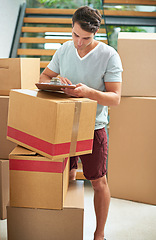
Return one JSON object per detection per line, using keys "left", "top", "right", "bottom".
{"left": 72, "top": 22, "right": 95, "bottom": 51}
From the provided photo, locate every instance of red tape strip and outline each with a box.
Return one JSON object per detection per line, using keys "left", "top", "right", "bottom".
{"left": 10, "top": 157, "right": 68, "bottom": 173}
{"left": 7, "top": 126, "right": 93, "bottom": 156}
{"left": 7, "top": 126, "right": 70, "bottom": 156}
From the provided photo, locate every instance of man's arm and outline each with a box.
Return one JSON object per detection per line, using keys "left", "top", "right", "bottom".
{"left": 39, "top": 67, "right": 58, "bottom": 83}
{"left": 88, "top": 82, "right": 122, "bottom": 106}
{"left": 63, "top": 81, "right": 122, "bottom": 107}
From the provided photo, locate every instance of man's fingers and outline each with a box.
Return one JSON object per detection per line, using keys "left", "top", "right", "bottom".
{"left": 59, "top": 77, "right": 72, "bottom": 85}
{"left": 59, "top": 77, "right": 66, "bottom": 84}
{"left": 65, "top": 78, "right": 72, "bottom": 85}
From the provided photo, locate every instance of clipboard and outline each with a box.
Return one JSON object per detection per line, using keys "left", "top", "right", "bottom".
{"left": 35, "top": 82, "right": 76, "bottom": 91}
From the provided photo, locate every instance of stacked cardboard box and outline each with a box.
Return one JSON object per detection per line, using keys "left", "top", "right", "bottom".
{"left": 9, "top": 146, "right": 69, "bottom": 210}
{"left": 0, "top": 58, "right": 40, "bottom": 96}
{"left": 0, "top": 160, "right": 9, "bottom": 219}
{"left": 7, "top": 89, "right": 97, "bottom": 160}
{"left": 0, "top": 58, "right": 40, "bottom": 219}
{"left": 108, "top": 33, "right": 156, "bottom": 205}
{"left": 6, "top": 88, "right": 97, "bottom": 239}
{"left": 7, "top": 180, "right": 84, "bottom": 240}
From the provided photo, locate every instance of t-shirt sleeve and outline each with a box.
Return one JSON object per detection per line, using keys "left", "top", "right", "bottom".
{"left": 47, "top": 48, "right": 60, "bottom": 74}
{"left": 104, "top": 53, "right": 123, "bottom": 82}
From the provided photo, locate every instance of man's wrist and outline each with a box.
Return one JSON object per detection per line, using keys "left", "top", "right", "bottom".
{"left": 87, "top": 87, "right": 96, "bottom": 100}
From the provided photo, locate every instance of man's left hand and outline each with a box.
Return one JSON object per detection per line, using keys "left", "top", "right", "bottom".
{"left": 62, "top": 83, "right": 91, "bottom": 98}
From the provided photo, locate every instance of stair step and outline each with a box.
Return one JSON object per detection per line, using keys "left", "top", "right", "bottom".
{"left": 76, "top": 162, "right": 86, "bottom": 180}
{"left": 24, "top": 17, "right": 72, "bottom": 24}
{"left": 40, "top": 61, "right": 50, "bottom": 68}
{"left": 104, "top": 0, "right": 155, "bottom": 6}
{"left": 22, "top": 26, "right": 106, "bottom": 34}
{"left": 22, "top": 27, "right": 73, "bottom": 33}
{"left": 105, "top": 10, "right": 156, "bottom": 17}
{"left": 20, "top": 37, "right": 70, "bottom": 44}
{"left": 17, "top": 49, "right": 56, "bottom": 56}
{"left": 76, "top": 171, "right": 86, "bottom": 180}
{"left": 23, "top": 17, "right": 105, "bottom": 24}
{"left": 20, "top": 37, "right": 107, "bottom": 44}
{"left": 25, "top": 8, "right": 76, "bottom": 15}
{"left": 25, "top": 8, "right": 156, "bottom": 17}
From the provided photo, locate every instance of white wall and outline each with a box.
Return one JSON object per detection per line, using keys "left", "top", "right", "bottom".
{"left": 0, "top": 0, "right": 26, "bottom": 58}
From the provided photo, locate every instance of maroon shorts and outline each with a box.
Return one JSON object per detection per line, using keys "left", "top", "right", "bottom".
{"left": 70, "top": 128, "right": 108, "bottom": 180}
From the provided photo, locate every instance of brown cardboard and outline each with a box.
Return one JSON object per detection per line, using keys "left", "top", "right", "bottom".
{"left": 7, "top": 181, "right": 84, "bottom": 240}
{"left": 0, "top": 160, "right": 9, "bottom": 219}
{"left": 108, "top": 97, "right": 156, "bottom": 205}
{"left": 0, "top": 58, "right": 40, "bottom": 95}
{"left": 118, "top": 32, "right": 156, "bottom": 97}
{"left": 7, "top": 89, "right": 97, "bottom": 159}
{"left": 9, "top": 145, "right": 69, "bottom": 210}
{"left": 0, "top": 96, "right": 17, "bottom": 159}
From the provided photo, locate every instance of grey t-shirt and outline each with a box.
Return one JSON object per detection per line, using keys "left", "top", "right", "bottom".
{"left": 48, "top": 41, "right": 123, "bottom": 130}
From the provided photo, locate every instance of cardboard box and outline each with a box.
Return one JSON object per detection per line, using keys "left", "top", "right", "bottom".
{"left": 0, "top": 58, "right": 40, "bottom": 95}
{"left": 108, "top": 97, "right": 156, "bottom": 205}
{"left": 0, "top": 96, "right": 17, "bottom": 159}
{"left": 7, "top": 89, "right": 97, "bottom": 159}
{"left": 118, "top": 32, "right": 156, "bottom": 97}
{"left": 0, "top": 160, "right": 9, "bottom": 219}
{"left": 7, "top": 180, "right": 84, "bottom": 240}
{"left": 9, "top": 145, "right": 69, "bottom": 210}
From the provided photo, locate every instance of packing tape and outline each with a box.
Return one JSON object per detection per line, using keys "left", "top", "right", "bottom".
{"left": 9, "top": 157, "right": 68, "bottom": 173}
{"left": 70, "top": 101, "right": 82, "bottom": 156}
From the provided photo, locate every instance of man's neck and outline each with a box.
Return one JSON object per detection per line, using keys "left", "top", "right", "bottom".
{"left": 77, "top": 40, "right": 99, "bottom": 58}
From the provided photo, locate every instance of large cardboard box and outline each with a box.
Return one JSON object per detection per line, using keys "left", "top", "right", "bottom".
{"left": 7, "top": 180, "right": 84, "bottom": 240}
{"left": 7, "top": 89, "right": 97, "bottom": 159}
{"left": 9, "top": 145, "right": 69, "bottom": 210}
{"left": 108, "top": 97, "right": 156, "bottom": 205}
{"left": 118, "top": 32, "right": 156, "bottom": 97}
{"left": 0, "top": 160, "right": 9, "bottom": 219}
{"left": 0, "top": 96, "right": 17, "bottom": 159}
{"left": 0, "top": 58, "right": 40, "bottom": 95}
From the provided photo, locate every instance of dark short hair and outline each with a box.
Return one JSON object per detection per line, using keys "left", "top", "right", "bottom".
{"left": 72, "top": 6, "right": 102, "bottom": 34}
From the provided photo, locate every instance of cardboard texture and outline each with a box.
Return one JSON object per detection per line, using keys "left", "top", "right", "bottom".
{"left": 0, "top": 160, "right": 9, "bottom": 219}
{"left": 0, "top": 58, "right": 40, "bottom": 95}
{"left": 7, "top": 89, "right": 97, "bottom": 159}
{"left": 7, "top": 181, "right": 84, "bottom": 240}
{"left": 108, "top": 97, "right": 156, "bottom": 205}
{"left": 9, "top": 145, "right": 69, "bottom": 210}
{"left": 0, "top": 96, "right": 17, "bottom": 159}
{"left": 118, "top": 32, "right": 156, "bottom": 97}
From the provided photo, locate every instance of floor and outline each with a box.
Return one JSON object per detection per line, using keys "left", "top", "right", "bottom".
{"left": 0, "top": 180, "right": 156, "bottom": 240}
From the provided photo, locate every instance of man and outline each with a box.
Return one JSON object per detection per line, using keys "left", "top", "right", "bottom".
{"left": 40, "top": 6, "right": 123, "bottom": 240}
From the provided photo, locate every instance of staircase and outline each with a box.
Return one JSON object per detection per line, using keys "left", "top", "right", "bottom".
{"left": 17, "top": 8, "right": 108, "bottom": 71}
{"left": 12, "top": 1, "right": 156, "bottom": 71}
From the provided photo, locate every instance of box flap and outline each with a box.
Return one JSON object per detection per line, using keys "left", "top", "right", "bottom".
{"left": 10, "top": 145, "right": 36, "bottom": 156}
